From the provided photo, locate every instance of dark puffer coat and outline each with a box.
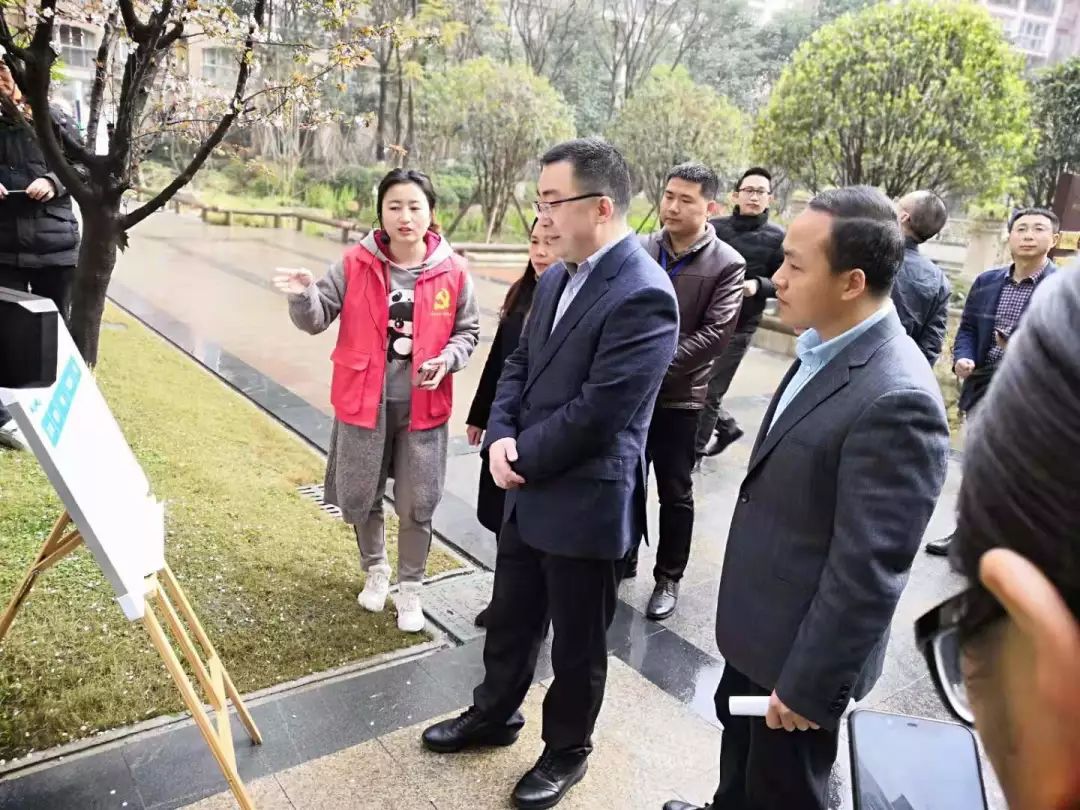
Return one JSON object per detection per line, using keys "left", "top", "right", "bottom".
{"left": 0, "top": 106, "right": 83, "bottom": 269}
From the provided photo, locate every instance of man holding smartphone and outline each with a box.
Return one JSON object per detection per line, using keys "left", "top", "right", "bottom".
{"left": 925, "top": 207, "right": 1061, "bottom": 557}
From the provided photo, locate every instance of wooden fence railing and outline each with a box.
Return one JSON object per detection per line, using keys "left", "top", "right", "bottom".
{"left": 130, "top": 187, "right": 371, "bottom": 244}
{"left": 130, "top": 187, "right": 533, "bottom": 255}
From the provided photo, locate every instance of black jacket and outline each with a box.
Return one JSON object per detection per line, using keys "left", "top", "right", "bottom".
{"left": 467, "top": 291, "right": 532, "bottom": 533}
{"left": 890, "top": 237, "right": 951, "bottom": 366}
{"left": 710, "top": 210, "right": 785, "bottom": 330}
{"left": 0, "top": 106, "right": 83, "bottom": 269}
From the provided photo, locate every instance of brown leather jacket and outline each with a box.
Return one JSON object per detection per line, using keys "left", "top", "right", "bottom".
{"left": 640, "top": 225, "right": 746, "bottom": 409}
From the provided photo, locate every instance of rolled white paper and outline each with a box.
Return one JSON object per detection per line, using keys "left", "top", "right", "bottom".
{"left": 729, "top": 696, "right": 771, "bottom": 716}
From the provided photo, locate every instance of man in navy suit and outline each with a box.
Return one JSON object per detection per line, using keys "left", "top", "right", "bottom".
{"left": 422, "top": 138, "right": 679, "bottom": 808}
{"left": 925, "top": 207, "right": 1060, "bottom": 556}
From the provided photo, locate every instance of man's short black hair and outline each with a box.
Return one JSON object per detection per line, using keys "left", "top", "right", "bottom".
{"left": 735, "top": 167, "right": 772, "bottom": 192}
{"left": 903, "top": 190, "right": 948, "bottom": 243}
{"left": 665, "top": 162, "right": 720, "bottom": 201}
{"left": 540, "top": 138, "right": 632, "bottom": 212}
{"left": 808, "top": 186, "right": 904, "bottom": 296}
{"left": 1008, "top": 207, "right": 1060, "bottom": 233}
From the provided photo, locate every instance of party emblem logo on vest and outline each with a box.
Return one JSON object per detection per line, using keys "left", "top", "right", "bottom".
{"left": 433, "top": 288, "right": 451, "bottom": 313}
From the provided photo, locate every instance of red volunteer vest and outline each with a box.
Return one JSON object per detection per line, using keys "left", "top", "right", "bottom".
{"left": 330, "top": 242, "right": 466, "bottom": 430}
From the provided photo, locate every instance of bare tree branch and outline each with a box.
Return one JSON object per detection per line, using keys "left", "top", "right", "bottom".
{"left": 8, "top": 0, "right": 95, "bottom": 199}
{"left": 123, "top": 0, "right": 268, "bottom": 230}
{"left": 87, "top": 9, "right": 121, "bottom": 151}
{"left": 0, "top": 12, "right": 30, "bottom": 61}
{"left": 119, "top": 0, "right": 152, "bottom": 43}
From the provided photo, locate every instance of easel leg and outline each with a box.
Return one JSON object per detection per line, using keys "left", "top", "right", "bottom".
{"left": 143, "top": 605, "right": 255, "bottom": 810}
{"left": 160, "top": 564, "right": 261, "bottom": 744}
{"left": 0, "top": 512, "right": 82, "bottom": 643}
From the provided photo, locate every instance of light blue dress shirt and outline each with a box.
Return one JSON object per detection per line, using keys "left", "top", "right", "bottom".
{"left": 768, "top": 303, "right": 894, "bottom": 433}
{"left": 550, "top": 232, "right": 628, "bottom": 334}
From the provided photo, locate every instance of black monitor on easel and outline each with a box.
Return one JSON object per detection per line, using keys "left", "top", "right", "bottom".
{"left": 0, "top": 287, "right": 58, "bottom": 389}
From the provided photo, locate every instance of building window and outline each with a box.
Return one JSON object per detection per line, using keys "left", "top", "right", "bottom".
{"left": 201, "top": 47, "right": 239, "bottom": 88}
{"left": 988, "top": 0, "right": 1020, "bottom": 9}
{"left": 1023, "top": 0, "right": 1056, "bottom": 15}
{"left": 58, "top": 25, "right": 96, "bottom": 69}
{"left": 1016, "top": 19, "right": 1049, "bottom": 50}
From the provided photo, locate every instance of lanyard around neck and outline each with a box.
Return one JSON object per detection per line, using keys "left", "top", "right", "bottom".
{"left": 659, "top": 249, "right": 691, "bottom": 278}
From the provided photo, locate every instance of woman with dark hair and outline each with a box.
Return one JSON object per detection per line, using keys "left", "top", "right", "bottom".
{"left": 465, "top": 221, "right": 557, "bottom": 626}
{"left": 916, "top": 269, "right": 1080, "bottom": 809}
{"left": 275, "top": 168, "right": 480, "bottom": 633}
{"left": 0, "top": 59, "right": 84, "bottom": 452}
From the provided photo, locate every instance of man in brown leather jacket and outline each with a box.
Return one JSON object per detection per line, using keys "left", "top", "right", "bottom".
{"left": 631, "top": 163, "right": 745, "bottom": 620}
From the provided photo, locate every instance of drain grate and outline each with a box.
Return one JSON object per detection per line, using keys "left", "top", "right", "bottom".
{"left": 296, "top": 484, "right": 343, "bottom": 519}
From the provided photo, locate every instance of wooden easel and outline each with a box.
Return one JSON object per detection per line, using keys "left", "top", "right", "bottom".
{"left": 0, "top": 512, "right": 262, "bottom": 810}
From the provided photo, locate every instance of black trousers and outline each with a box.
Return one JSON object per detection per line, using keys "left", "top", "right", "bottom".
{"left": 711, "top": 663, "right": 839, "bottom": 810}
{"left": 645, "top": 405, "right": 699, "bottom": 581}
{"left": 0, "top": 264, "right": 74, "bottom": 425}
{"left": 0, "top": 264, "right": 75, "bottom": 321}
{"left": 473, "top": 516, "right": 618, "bottom": 755}
{"left": 695, "top": 326, "right": 755, "bottom": 455}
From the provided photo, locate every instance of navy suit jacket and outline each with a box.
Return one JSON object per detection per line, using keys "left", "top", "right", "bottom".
{"left": 954, "top": 261, "right": 1058, "bottom": 412}
{"left": 483, "top": 233, "right": 680, "bottom": 560}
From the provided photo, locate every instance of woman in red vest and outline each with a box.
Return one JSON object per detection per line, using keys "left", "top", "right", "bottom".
{"left": 275, "top": 169, "right": 480, "bottom": 633}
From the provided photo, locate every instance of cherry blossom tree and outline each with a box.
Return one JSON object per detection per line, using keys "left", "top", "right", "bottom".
{"left": 0, "top": 0, "right": 388, "bottom": 364}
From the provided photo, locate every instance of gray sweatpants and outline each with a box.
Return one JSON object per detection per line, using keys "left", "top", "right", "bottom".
{"left": 326, "top": 399, "right": 448, "bottom": 583}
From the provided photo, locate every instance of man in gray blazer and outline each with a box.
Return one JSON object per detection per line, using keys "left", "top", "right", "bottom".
{"left": 666, "top": 186, "right": 950, "bottom": 810}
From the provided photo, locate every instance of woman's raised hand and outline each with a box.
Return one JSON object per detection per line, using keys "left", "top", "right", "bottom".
{"left": 273, "top": 267, "right": 313, "bottom": 295}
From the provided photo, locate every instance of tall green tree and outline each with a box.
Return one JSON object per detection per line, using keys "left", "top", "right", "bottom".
{"left": 608, "top": 65, "right": 747, "bottom": 222}
{"left": 1022, "top": 57, "right": 1080, "bottom": 208}
{"left": 754, "top": 1, "right": 1029, "bottom": 200}
{"left": 419, "top": 57, "right": 574, "bottom": 238}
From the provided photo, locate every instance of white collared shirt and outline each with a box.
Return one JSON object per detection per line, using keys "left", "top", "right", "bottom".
{"left": 550, "top": 232, "right": 628, "bottom": 334}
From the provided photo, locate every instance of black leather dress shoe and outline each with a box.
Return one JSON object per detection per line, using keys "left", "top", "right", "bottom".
{"left": 925, "top": 532, "right": 955, "bottom": 556}
{"left": 474, "top": 604, "right": 490, "bottom": 627}
{"left": 663, "top": 801, "right": 705, "bottom": 810}
{"left": 703, "top": 426, "right": 743, "bottom": 457}
{"left": 422, "top": 706, "right": 524, "bottom": 753}
{"left": 512, "top": 749, "right": 588, "bottom": 809}
{"left": 646, "top": 577, "right": 680, "bottom": 620}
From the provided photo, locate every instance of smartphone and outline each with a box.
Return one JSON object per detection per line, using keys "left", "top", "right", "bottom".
{"left": 414, "top": 359, "right": 440, "bottom": 387}
{"left": 849, "top": 709, "right": 987, "bottom": 810}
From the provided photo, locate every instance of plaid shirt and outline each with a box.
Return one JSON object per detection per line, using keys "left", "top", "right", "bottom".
{"left": 985, "top": 262, "right": 1049, "bottom": 367}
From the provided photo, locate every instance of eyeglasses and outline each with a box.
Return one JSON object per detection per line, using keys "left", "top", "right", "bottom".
{"left": 533, "top": 192, "right": 604, "bottom": 217}
{"left": 915, "top": 588, "right": 978, "bottom": 726}
{"left": 738, "top": 187, "right": 770, "bottom": 197}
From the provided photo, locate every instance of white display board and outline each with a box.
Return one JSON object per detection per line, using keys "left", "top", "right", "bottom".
{"left": 0, "top": 306, "right": 164, "bottom": 620}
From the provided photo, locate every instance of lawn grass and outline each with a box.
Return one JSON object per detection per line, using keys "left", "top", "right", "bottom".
{"left": 0, "top": 306, "right": 462, "bottom": 761}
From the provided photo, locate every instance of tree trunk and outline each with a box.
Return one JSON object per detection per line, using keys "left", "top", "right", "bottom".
{"left": 404, "top": 79, "right": 416, "bottom": 165}
{"left": 393, "top": 46, "right": 404, "bottom": 149}
{"left": 69, "top": 204, "right": 121, "bottom": 366}
{"left": 445, "top": 189, "right": 480, "bottom": 238}
{"left": 375, "top": 54, "right": 390, "bottom": 161}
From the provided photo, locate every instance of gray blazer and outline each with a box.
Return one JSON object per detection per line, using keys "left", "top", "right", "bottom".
{"left": 714, "top": 310, "right": 950, "bottom": 730}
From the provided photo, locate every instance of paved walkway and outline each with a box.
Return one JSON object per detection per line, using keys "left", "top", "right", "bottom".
{"left": 0, "top": 211, "right": 1004, "bottom": 809}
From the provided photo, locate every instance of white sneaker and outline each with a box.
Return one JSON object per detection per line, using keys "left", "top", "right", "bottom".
{"left": 0, "top": 419, "right": 27, "bottom": 451}
{"left": 393, "top": 582, "right": 425, "bottom": 633}
{"left": 357, "top": 563, "right": 391, "bottom": 613}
